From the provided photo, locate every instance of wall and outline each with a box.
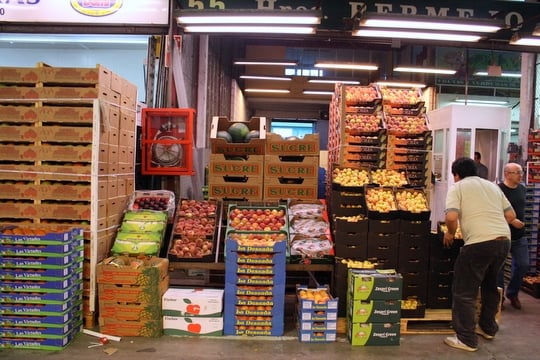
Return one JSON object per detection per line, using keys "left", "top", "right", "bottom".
{"left": 1, "top": 47, "right": 148, "bottom": 103}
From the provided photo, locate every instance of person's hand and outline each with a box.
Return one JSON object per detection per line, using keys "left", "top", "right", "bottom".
{"left": 511, "top": 219, "right": 525, "bottom": 229}
{"left": 443, "top": 231, "right": 454, "bottom": 248}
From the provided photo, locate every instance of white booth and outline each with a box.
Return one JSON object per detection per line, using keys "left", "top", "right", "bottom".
{"left": 428, "top": 104, "right": 511, "bottom": 227}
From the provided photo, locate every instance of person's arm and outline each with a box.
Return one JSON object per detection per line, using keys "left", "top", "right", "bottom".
{"left": 504, "top": 207, "right": 524, "bottom": 229}
{"left": 443, "top": 210, "right": 459, "bottom": 247}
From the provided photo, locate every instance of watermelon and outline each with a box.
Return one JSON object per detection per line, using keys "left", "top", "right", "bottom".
{"left": 227, "top": 122, "right": 250, "bottom": 143}
{"left": 216, "top": 130, "right": 233, "bottom": 143}
{"left": 245, "top": 130, "right": 260, "bottom": 142}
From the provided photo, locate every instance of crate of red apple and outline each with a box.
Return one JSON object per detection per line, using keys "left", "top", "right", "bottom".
{"left": 127, "top": 190, "right": 176, "bottom": 222}
{"left": 168, "top": 199, "right": 219, "bottom": 261}
{"left": 227, "top": 205, "right": 288, "bottom": 232}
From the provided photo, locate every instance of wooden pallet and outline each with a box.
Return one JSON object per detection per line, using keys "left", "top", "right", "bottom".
{"left": 400, "top": 309, "right": 453, "bottom": 334}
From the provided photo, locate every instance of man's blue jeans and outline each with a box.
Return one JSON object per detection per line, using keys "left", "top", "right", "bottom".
{"left": 497, "top": 236, "right": 530, "bottom": 298}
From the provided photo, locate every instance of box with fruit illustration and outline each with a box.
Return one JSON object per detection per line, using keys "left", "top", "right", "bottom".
{"left": 96, "top": 256, "right": 169, "bottom": 286}
{"left": 210, "top": 116, "right": 266, "bottom": 156}
{"left": 99, "top": 317, "right": 163, "bottom": 337}
{"left": 395, "top": 188, "right": 431, "bottom": 221}
{"left": 364, "top": 186, "right": 400, "bottom": 220}
{"left": 348, "top": 269, "right": 403, "bottom": 300}
{"left": 347, "top": 321, "right": 400, "bottom": 346}
{"left": 346, "top": 296, "right": 401, "bottom": 323}
{"left": 162, "top": 288, "right": 224, "bottom": 317}
{"left": 163, "top": 315, "right": 223, "bottom": 336}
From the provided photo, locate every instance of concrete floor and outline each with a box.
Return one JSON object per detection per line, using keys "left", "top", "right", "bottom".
{"left": 1, "top": 293, "right": 538, "bottom": 360}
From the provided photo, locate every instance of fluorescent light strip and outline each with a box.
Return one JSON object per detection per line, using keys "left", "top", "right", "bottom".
{"left": 235, "top": 60, "right": 297, "bottom": 66}
{"left": 376, "top": 80, "right": 426, "bottom": 88}
{"left": 510, "top": 37, "right": 540, "bottom": 46}
{"left": 308, "top": 79, "right": 360, "bottom": 85}
{"left": 244, "top": 89, "right": 290, "bottom": 94}
{"left": 0, "top": 34, "right": 149, "bottom": 45}
{"left": 240, "top": 75, "right": 292, "bottom": 81}
{"left": 455, "top": 99, "right": 508, "bottom": 105}
{"left": 354, "top": 29, "right": 481, "bottom": 42}
{"left": 178, "top": 15, "right": 320, "bottom": 25}
{"left": 303, "top": 90, "right": 334, "bottom": 95}
{"left": 315, "top": 63, "right": 378, "bottom": 71}
{"left": 394, "top": 66, "right": 456, "bottom": 75}
{"left": 474, "top": 71, "right": 521, "bottom": 78}
{"left": 360, "top": 19, "right": 500, "bottom": 33}
{"left": 183, "top": 25, "right": 316, "bottom": 34}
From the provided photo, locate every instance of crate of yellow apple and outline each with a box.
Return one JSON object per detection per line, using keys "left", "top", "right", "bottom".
{"left": 395, "top": 188, "right": 431, "bottom": 220}
{"left": 364, "top": 186, "right": 399, "bottom": 220}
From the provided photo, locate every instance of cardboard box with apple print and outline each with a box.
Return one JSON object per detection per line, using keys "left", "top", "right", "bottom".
{"left": 163, "top": 316, "right": 223, "bottom": 336}
{"left": 162, "top": 288, "right": 224, "bottom": 317}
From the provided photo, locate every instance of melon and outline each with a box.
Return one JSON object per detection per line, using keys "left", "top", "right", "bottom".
{"left": 227, "top": 122, "right": 250, "bottom": 143}
{"left": 245, "top": 130, "right": 260, "bottom": 142}
{"left": 216, "top": 130, "right": 232, "bottom": 143}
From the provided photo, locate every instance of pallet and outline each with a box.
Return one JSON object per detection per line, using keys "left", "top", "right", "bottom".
{"left": 400, "top": 309, "right": 453, "bottom": 334}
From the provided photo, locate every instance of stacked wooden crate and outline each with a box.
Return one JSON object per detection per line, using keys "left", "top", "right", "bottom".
{"left": 0, "top": 64, "right": 137, "bottom": 327}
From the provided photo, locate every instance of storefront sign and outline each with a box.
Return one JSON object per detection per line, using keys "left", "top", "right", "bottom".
{"left": 0, "top": 0, "right": 169, "bottom": 25}
{"left": 176, "top": 0, "right": 540, "bottom": 34}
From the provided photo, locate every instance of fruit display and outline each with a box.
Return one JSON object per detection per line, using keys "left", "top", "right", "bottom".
{"left": 174, "top": 217, "right": 216, "bottom": 237}
{"left": 344, "top": 113, "right": 382, "bottom": 133}
{"left": 227, "top": 206, "right": 287, "bottom": 232}
{"left": 298, "top": 287, "right": 332, "bottom": 304}
{"left": 176, "top": 199, "right": 217, "bottom": 218}
{"left": 380, "top": 87, "right": 422, "bottom": 106}
{"left": 127, "top": 190, "right": 175, "bottom": 221}
{"left": 110, "top": 210, "right": 168, "bottom": 256}
{"left": 332, "top": 167, "right": 370, "bottom": 187}
{"left": 365, "top": 187, "right": 397, "bottom": 213}
{"left": 370, "top": 168, "right": 408, "bottom": 187}
{"left": 395, "top": 189, "right": 429, "bottom": 213}
{"left": 227, "top": 232, "right": 287, "bottom": 246}
{"left": 345, "top": 86, "right": 380, "bottom": 105}
{"left": 385, "top": 114, "right": 428, "bottom": 134}
{"left": 288, "top": 201, "right": 325, "bottom": 218}
{"left": 169, "top": 236, "right": 214, "bottom": 258}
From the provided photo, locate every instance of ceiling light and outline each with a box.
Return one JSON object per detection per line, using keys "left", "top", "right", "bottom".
{"left": 510, "top": 33, "right": 540, "bottom": 46}
{"left": 308, "top": 79, "right": 361, "bottom": 85}
{"left": 455, "top": 99, "right": 508, "bottom": 105}
{"left": 240, "top": 75, "right": 292, "bottom": 81}
{"left": 354, "top": 29, "right": 482, "bottom": 42}
{"left": 303, "top": 90, "right": 334, "bottom": 96}
{"left": 234, "top": 59, "right": 297, "bottom": 66}
{"left": 358, "top": 14, "right": 503, "bottom": 33}
{"left": 176, "top": 9, "right": 321, "bottom": 34}
{"left": 314, "top": 62, "right": 378, "bottom": 71}
{"left": 183, "top": 25, "right": 316, "bottom": 34}
{"left": 394, "top": 66, "right": 456, "bottom": 75}
{"left": 244, "top": 89, "right": 290, "bottom": 94}
{"left": 473, "top": 71, "right": 521, "bottom": 78}
{"left": 376, "top": 80, "right": 426, "bottom": 88}
{"left": 177, "top": 10, "right": 321, "bottom": 25}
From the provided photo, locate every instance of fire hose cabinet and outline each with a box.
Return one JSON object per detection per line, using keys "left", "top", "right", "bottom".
{"left": 142, "top": 108, "right": 195, "bottom": 175}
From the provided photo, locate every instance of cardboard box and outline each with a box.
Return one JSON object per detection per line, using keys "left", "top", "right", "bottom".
{"left": 266, "top": 133, "right": 320, "bottom": 156}
{"left": 162, "top": 288, "right": 224, "bottom": 317}
{"left": 347, "top": 298, "right": 401, "bottom": 323}
{"left": 209, "top": 116, "right": 267, "bottom": 156}
{"left": 98, "top": 317, "right": 163, "bottom": 337}
{"left": 348, "top": 269, "right": 403, "bottom": 300}
{"left": 264, "top": 155, "right": 319, "bottom": 178}
{"left": 163, "top": 316, "right": 223, "bottom": 336}
{"left": 208, "top": 153, "right": 264, "bottom": 178}
{"left": 263, "top": 177, "right": 318, "bottom": 201}
{"left": 208, "top": 176, "right": 263, "bottom": 201}
{"left": 96, "top": 256, "right": 169, "bottom": 285}
{"left": 98, "top": 276, "right": 169, "bottom": 304}
{"left": 347, "top": 322, "right": 400, "bottom": 346}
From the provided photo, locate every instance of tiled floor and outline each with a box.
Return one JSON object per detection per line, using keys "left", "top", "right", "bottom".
{"left": 1, "top": 292, "right": 538, "bottom": 360}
